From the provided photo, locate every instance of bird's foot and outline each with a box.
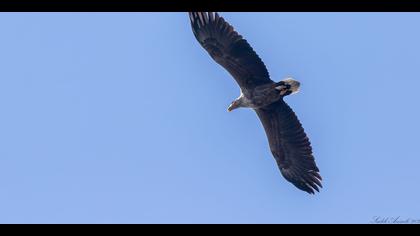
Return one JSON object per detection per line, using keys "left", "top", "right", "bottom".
{"left": 275, "top": 77, "right": 300, "bottom": 96}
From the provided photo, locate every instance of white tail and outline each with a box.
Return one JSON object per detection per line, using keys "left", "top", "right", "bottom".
{"left": 283, "top": 78, "right": 300, "bottom": 94}
{"left": 275, "top": 77, "right": 301, "bottom": 95}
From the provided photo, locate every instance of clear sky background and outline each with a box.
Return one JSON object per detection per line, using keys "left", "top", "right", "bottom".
{"left": 1, "top": 13, "right": 420, "bottom": 224}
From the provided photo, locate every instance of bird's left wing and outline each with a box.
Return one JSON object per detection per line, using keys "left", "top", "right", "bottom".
{"left": 189, "top": 12, "right": 273, "bottom": 90}
{"left": 255, "top": 100, "right": 322, "bottom": 194}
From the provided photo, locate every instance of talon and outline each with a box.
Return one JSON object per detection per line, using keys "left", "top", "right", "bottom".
{"left": 279, "top": 89, "right": 289, "bottom": 96}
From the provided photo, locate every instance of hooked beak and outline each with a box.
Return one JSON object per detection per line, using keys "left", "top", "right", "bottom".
{"left": 227, "top": 102, "right": 239, "bottom": 112}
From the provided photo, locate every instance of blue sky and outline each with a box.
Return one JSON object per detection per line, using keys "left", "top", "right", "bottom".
{"left": 1, "top": 13, "right": 420, "bottom": 224}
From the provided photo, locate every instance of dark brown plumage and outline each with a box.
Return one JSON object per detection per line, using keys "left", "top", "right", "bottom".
{"left": 189, "top": 12, "right": 322, "bottom": 194}
{"left": 189, "top": 12, "right": 271, "bottom": 90}
{"left": 255, "top": 101, "right": 322, "bottom": 194}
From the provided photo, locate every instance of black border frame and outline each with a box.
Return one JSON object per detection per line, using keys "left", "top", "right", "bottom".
{"left": 1, "top": 0, "right": 420, "bottom": 12}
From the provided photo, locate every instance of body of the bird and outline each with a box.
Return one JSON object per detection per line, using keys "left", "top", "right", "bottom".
{"left": 236, "top": 78, "right": 301, "bottom": 110}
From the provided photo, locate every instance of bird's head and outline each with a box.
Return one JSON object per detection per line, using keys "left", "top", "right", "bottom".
{"left": 227, "top": 99, "right": 242, "bottom": 112}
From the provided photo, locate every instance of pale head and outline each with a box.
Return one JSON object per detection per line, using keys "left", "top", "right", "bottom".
{"left": 227, "top": 99, "right": 242, "bottom": 112}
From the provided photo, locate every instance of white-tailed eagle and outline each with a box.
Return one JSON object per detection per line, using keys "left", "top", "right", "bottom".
{"left": 189, "top": 12, "right": 322, "bottom": 194}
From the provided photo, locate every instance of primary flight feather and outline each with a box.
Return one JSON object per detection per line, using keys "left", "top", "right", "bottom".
{"left": 189, "top": 12, "right": 322, "bottom": 194}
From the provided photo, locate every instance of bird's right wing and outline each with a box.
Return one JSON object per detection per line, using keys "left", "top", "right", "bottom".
{"left": 255, "top": 99, "right": 322, "bottom": 194}
{"left": 189, "top": 12, "right": 273, "bottom": 90}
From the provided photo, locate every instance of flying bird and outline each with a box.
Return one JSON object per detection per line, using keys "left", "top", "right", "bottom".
{"left": 188, "top": 12, "right": 322, "bottom": 194}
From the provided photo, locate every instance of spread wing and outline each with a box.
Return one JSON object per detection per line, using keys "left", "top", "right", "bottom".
{"left": 255, "top": 100, "right": 322, "bottom": 194}
{"left": 189, "top": 12, "right": 273, "bottom": 90}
